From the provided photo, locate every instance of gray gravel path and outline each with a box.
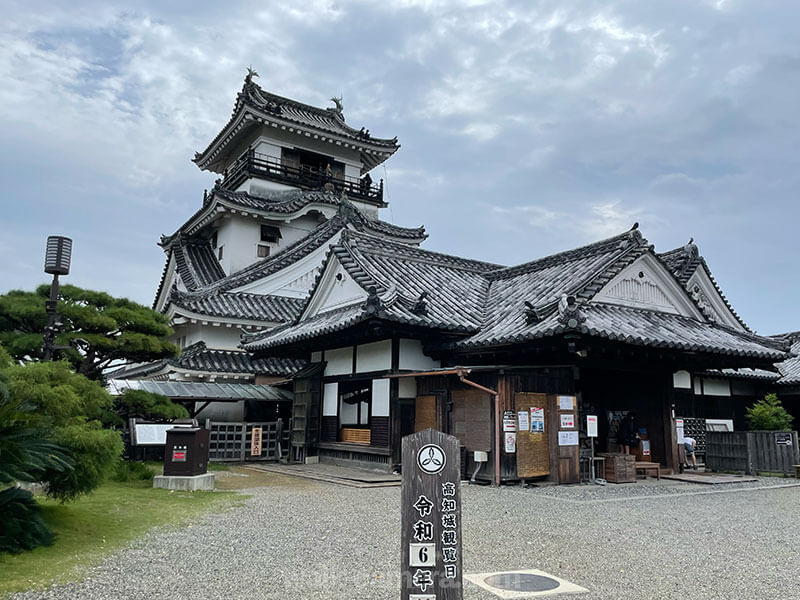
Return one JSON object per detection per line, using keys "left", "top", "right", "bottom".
{"left": 12, "top": 475, "right": 800, "bottom": 600}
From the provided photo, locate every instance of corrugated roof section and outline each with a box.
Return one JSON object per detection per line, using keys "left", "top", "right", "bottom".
{"left": 106, "top": 379, "right": 292, "bottom": 401}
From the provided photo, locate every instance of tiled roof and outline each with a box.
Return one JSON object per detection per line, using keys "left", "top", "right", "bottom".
{"left": 702, "top": 368, "right": 781, "bottom": 382}
{"left": 177, "top": 342, "right": 304, "bottom": 376}
{"left": 110, "top": 342, "right": 305, "bottom": 379}
{"left": 155, "top": 198, "right": 426, "bottom": 309}
{"left": 462, "top": 229, "right": 649, "bottom": 348}
{"left": 173, "top": 239, "right": 226, "bottom": 290}
{"left": 159, "top": 187, "right": 426, "bottom": 249}
{"left": 194, "top": 77, "right": 400, "bottom": 174}
{"left": 187, "top": 202, "right": 426, "bottom": 297}
{"left": 658, "top": 242, "right": 749, "bottom": 330}
{"left": 243, "top": 227, "right": 790, "bottom": 363}
{"left": 772, "top": 332, "right": 800, "bottom": 385}
{"left": 170, "top": 290, "right": 304, "bottom": 323}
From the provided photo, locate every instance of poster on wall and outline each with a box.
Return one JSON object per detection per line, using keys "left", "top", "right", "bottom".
{"left": 558, "top": 395, "right": 575, "bottom": 410}
{"left": 560, "top": 414, "right": 575, "bottom": 428}
{"left": 676, "top": 418, "right": 685, "bottom": 444}
{"left": 517, "top": 411, "right": 530, "bottom": 432}
{"left": 558, "top": 431, "right": 579, "bottom": 446}
{"left": 505, "top": 432, "right": 517, "bottom": 453}
{"left": 586, "top": 415, "right": 598, "bottom": 438}
{"left": 530, "top": 407, "right": 545, "bottom": 433}
{"left": 503, "top": 411, "right": 517, "bottom": 432}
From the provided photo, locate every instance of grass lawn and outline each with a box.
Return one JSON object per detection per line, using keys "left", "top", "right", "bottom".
{"left": 0, "top": 479, "right": 241, "bottom": 597}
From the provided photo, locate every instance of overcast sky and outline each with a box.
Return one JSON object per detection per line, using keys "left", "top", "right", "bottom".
{"left": 1, "top": 0, "right": 797, "bottom": 335}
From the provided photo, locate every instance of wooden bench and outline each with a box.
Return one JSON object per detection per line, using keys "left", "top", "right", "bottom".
{"left": 635, "top": 461, "right": 660, "bottom": 480}
{"left": 793, "top": 464, "right": 800, "bottom": 479}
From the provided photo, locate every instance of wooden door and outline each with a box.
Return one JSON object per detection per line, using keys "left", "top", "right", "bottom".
{"left": 450, "top": 390, "right": 491, "bottom": 452}
{"left": 555, "top": 395, "right": 580, "bottom": 484}
{"left": 515, "top": 393, "right": 550, "bottom": 478}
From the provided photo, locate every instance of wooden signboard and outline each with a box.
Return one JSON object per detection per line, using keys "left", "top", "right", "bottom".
{"left": 515, "top": 392, "right": 550, "bottom": 478}
{"left": 415, "top": 396, "right": 438, "bottom": 432}
{"left": 250, "top": 426, "right": 262, "bottom": 457}
{"left": 401, "top": 429, "right": 463, "bottom": 600}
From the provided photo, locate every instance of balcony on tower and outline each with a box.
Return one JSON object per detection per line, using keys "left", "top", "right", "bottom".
{"left": 221, "top": 147, "right": 384, "bottom": 205}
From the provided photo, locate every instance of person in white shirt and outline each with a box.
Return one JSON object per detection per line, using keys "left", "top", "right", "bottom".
{"left": 683, "top": 436, "right": 697, "bottom": 470}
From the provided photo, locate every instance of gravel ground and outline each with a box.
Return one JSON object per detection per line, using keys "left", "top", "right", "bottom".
{"left": 12, "top": 473, "right": 800, "bottom": 600}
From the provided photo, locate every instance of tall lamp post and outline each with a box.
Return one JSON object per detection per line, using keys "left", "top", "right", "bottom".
{"left": 42, "top": 236, "right": 72, "bottom": 361}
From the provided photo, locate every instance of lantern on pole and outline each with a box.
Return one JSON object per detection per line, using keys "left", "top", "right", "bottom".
{"left": 42, "top": 236, "right": 72, "bottom": 361}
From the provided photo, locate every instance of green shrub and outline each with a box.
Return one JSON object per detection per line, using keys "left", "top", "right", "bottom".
{"left": 745, "top": 393, "right": 794, "bottom": 430}
{"left": 3, "top": 361, "right": 123, "bottom": 502}
{"left": 0, "top": 487, "right": 54, "bottom": 553}
{"left": 111, "top": 460, "right": 154, "bottom": 482}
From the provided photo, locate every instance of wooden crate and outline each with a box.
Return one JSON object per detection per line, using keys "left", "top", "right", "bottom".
{"left": 341, "top": 428, "right": 371, "bottom": 444}
{"left": 599, "top": 452, "right": 636, "bottom": 483}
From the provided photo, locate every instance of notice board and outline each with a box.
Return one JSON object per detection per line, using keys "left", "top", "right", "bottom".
{"left": 515, "top": 392, "right": 550, "bottom": 478}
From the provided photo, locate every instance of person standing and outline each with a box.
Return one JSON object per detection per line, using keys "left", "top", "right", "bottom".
{"left": 617, "top": 412, "right": 640, "bottom": 454}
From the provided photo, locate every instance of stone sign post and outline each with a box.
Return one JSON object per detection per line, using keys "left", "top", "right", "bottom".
{"left": 401, "top": 428, "right": 463, "bottom": 600}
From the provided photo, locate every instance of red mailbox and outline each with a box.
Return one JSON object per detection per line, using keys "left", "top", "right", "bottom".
{"left": 164, "top": 427, "right": 210, "bottom": 476}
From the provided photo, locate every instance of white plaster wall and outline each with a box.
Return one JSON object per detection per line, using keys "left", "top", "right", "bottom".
{"left": 306, "top": 261, "right": 367, "bottom": 317}
{"left": 673, "top": 370, "right": 692, "bottom": 389}
{"left": 693, "top": 378, "right": 703, "bottom": 395}
{"left": 703, "top": 378, "right": 731, "bottom": 397}
{"left": 398, "top": 339, "right": 440, "bottom": 371}
{"left": 276, "top": 214, "right": 326, "bottom": 246}
{"left": 372, "top": 378, "right": 390, "bottom": 417}
{"left": 324, "top": 347, "right": 353, "bottom": 376}
{"left": 254, "top": 126, "right": 362, "bottom": 165}
{"left": 357, "top": 340, "right": 392, "bottom": 373}
{"left": 323, "top": 382, "right": 338, "bottom": 416}
{"left": 398, "top": 377, "right": 417, "bottom": 398}
{"left": 215, "top": 216, "right": 261, "bottom": 275}
{"left": 200, "top": 327, "right": 242, "bottom": 349}
{"left": 241, "top": 179, "right": 296, "bottom": 196}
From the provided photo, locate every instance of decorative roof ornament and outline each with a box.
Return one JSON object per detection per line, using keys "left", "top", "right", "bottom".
{"left": 363, "top": 286, "right": 382, "bottom": 316}
{"left": 557, "top": 294, "right": 587, "bottom": 329}
{"left": 524, "top": 301, "right": 542, "bottom": 325}
{"left": 412, "top": 291, "right": 429, "bottom": 317}
{"left": 245, "top": 66, "right": 259, "bottom": 84}
{"left": 683, "top": 237, "right": 699, "bottom": 259}
{"left": 328, "top": 96, "right": 344, "bottom": 118}
{"left": 627, "top": 222, "right": 643, "bottom": 244}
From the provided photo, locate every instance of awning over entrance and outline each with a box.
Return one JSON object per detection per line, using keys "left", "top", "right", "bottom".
{"left": 106, "top": 379, "right": 292, "bottom": 402}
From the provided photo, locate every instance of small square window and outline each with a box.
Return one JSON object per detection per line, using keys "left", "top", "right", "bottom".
{"left": 218, "top": 246, "right": 223, "bottom": 260}
{"left": 257, "top": 244, "right": 270, "bottom": 258}
{"left": 260, "top": 224, "right": 282, "bottom": 244}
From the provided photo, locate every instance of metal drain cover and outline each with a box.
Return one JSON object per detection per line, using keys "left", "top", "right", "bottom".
{"left": 484, "top": 573, "right": 560, "bottom": 592}
{"left": 466, "top": 569, "right": 588, "bottom": 598}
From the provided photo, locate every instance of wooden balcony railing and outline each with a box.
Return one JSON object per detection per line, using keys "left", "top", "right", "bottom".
{"left": 222, "top": 150, "right": 384, "bottom": 204}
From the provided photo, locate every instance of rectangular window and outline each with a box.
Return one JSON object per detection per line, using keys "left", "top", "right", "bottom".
{"left": 338, "top": 379, "right": 372, "bottom": 434}
{"left": 218, "top": 246, "right": 223, "bottom": 260}
{"left": 260, "top": 224, "right": 282, "bottom": 244}
{"left": 257, "top": 244, "right": 270, "bottom": 258}
{"left": 211, "top": 231, "right": 218, "bottom": 249}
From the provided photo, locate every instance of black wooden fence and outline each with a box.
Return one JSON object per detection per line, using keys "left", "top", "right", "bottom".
{"left": 706, "top": 431, "right": 799, "bottom": 475}
{"left": 205, "top": 419, "right": 290, "bottom": 462}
